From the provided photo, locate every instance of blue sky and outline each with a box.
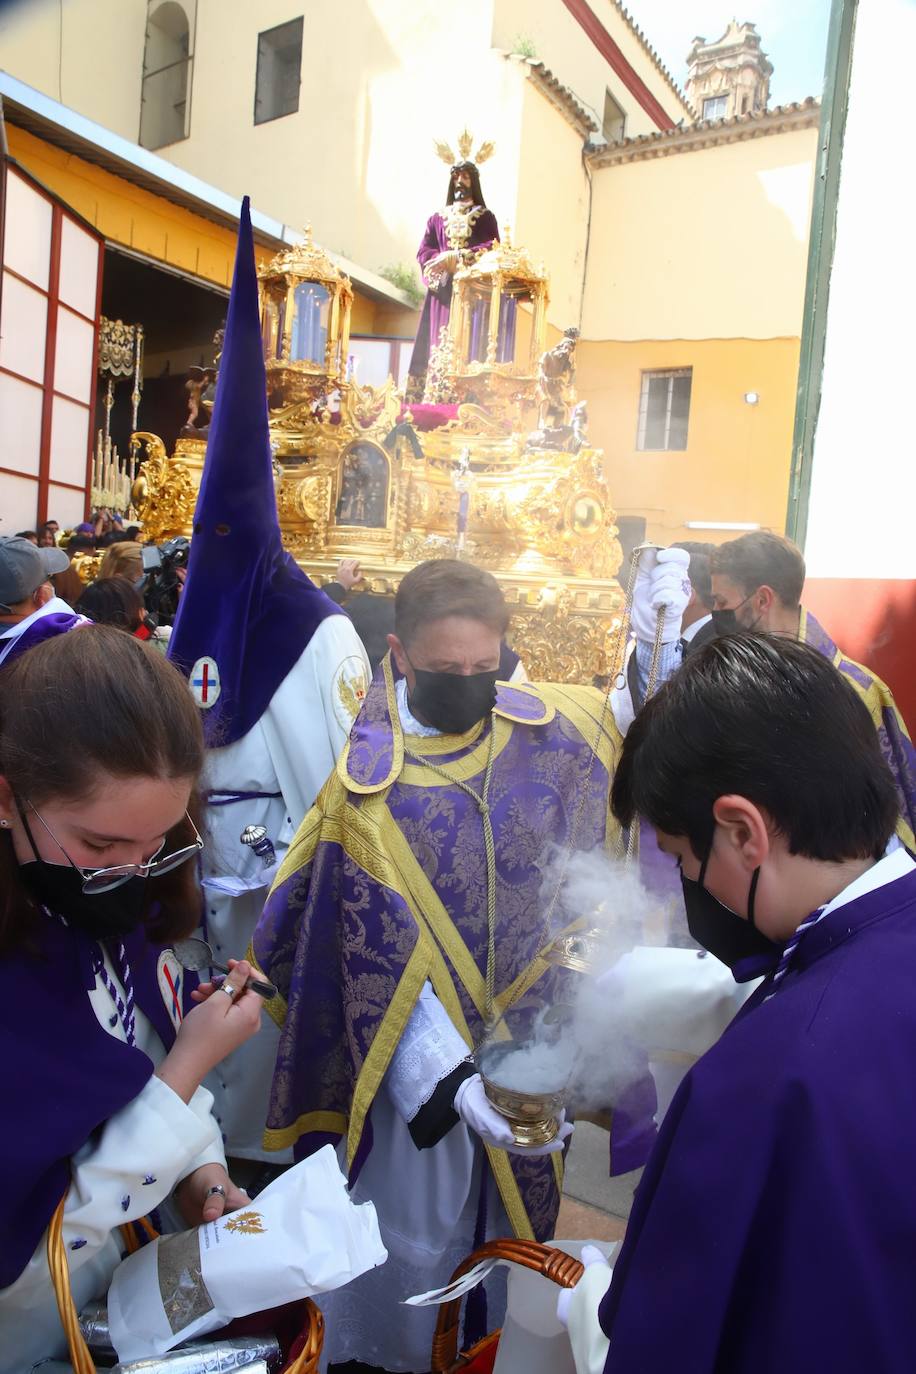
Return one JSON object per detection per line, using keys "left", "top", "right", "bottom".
{"left": 638, "top": 1, "right": 833, "bottom": 107}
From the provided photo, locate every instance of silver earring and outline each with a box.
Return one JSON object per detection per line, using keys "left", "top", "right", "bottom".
{"left": 0, "top": 820, "right": 9, "bottom": 828}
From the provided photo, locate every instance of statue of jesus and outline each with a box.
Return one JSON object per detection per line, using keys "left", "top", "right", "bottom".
{"left": 406, "top": 137, "right": 499, "bottom": 403}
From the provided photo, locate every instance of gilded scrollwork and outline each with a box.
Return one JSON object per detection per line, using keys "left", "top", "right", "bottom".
{"left": 130, "top": 433, "right": 201, "bottom": 543}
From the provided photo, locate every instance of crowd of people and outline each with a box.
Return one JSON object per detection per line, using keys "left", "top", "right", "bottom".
{"left": 4, "top": 196, "right": 916, "bottom": 1374}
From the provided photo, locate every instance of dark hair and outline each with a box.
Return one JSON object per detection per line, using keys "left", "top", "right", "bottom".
{"left": 395, "top": 559, "right": 509, "bottom": 647}
{"left": 126, "top": 526, "right": 141, "bottom": 540}
{"left": 712, "top": 531, "right": 805, "bottom": 608}
{"left": 671, "top": 540, "right": 715, "bottom": 609}
{"left": 15, "top": 531, "right": 38, "bottom": 542}
{"left": 0, "top": 626, "right": 205, "bottom": 952}
{"left": 611, "top": 634, "right": 898, "bottom": 863}
{"left": 75, "top": 576, "right": 144, "bottom": 631}
{"left": 446, "top": 161, "right": 486, "bottom": 208}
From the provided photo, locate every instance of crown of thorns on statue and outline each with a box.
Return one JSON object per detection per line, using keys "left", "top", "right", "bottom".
{"left": 434, "top": 129, "right": 496, "bottom": 168}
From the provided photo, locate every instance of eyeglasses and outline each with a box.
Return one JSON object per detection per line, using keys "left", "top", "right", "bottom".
{"left": 24, "top": 800, "right": 203, "bottom": 894}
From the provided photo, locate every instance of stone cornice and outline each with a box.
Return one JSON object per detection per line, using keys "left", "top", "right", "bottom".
{"left": 504, "top": 54, "right": 599, "bottom": 137}
{"left": 586, "top": 97, "right": 820, "bottom": 168}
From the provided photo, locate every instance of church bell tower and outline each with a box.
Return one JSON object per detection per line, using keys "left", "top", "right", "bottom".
{"left": 686, "top": 21, "right": 773, "bottom": 122}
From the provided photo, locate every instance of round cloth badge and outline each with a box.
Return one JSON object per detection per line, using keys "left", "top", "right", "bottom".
{"left": 190, "top": 656, "right": 221, "bottom": 708}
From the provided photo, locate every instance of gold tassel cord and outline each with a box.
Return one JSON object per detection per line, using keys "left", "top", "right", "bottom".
{"left": 47, "top": 1195, "right": 96, "bottom": 1374}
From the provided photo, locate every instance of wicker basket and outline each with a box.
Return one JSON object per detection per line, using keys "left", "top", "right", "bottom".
{"left": 47, "top": 1195, "right": 324, "bottom": 1373}
{"left": 429, "top": 1238, "right": 585, "bottom": 1373}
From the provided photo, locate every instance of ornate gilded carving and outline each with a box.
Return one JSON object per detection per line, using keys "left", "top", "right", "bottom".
{"left": 130, "top": 434, "right": 201, "bottom": 543}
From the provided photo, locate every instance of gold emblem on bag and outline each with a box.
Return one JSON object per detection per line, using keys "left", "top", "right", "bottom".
{"left": 224, "top": 1210, "right": 267, "bottom": 1235}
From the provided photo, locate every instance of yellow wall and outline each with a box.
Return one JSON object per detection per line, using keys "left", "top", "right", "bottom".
{"left": 584, "top": 126, "right": 818, "bottom": 340}
{"left": 491, "top": 0, "right": 692, "bottom": 135}
{"left": 0, "top": 0, "right": 147, "bottom": 141}
{"left": 578, "top": 337, "right": 801, "bottom": 544}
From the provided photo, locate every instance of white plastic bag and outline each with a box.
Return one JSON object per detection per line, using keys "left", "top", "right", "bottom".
{"left": 108, "top": 1147, "right": 387, "bottom": 1363}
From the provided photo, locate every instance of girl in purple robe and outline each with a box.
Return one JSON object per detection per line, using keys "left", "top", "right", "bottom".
{"left": 563, "top": 634, "right": 916, "bottom": 1374}
{"left": 0, "top": 627, "right": 263, "bottom": 1373}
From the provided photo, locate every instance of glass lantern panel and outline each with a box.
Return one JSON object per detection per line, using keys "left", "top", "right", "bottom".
{"left": 497, "top": 290, "right": 518, "bottom": 364}
{"left": 275, "top": 298, "right": 287, "bottom": 359}
{"left": 290, "top": 281, "right": 330, "bottom": 364}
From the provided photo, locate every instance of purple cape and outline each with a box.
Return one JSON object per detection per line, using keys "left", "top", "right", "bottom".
{"left": 252, "top": 660, "right": 646, "bottom": 1239}
{"left": 600, "top": 865, "right": 916, "bottom": 1372}
{"left": 0, "top": 608, "right": 89, "bottom": 668}
{"left": 0, "top": 911, "right": 181, "bottom": 1287}
{"left": 801, "top": 609, "right": 916, "bottom": 849}
{"left": 168, "top": 197, "right": 342, "bottom": 747}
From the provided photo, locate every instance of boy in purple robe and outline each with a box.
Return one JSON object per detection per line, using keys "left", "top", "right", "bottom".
{"left": 406, "top": 161, "right": 499, "bottom": 402}
{"left": 563, "top": 633, "right": 916, "bottom": 1374}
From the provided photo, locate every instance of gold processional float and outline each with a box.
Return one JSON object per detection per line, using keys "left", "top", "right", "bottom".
{"left": 129, "top": 225, "right": 626, "bottom": 683}
{"left": 127, "top": 221, "right": 666, "bottom": 1146}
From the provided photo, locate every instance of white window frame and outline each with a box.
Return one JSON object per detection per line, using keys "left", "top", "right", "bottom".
{"left": 637, "top": 368, "right": 692, "bottom": 451}
{"left": 703, "top": 94, "right": 729, "bottom": 121}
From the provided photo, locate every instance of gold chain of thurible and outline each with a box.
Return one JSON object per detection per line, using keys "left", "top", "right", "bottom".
{"left": 402, "top": 545, "right": 668, "bottom": 1032}
{"left": 404, "top": 720, "right": 500, "bottom": 1025}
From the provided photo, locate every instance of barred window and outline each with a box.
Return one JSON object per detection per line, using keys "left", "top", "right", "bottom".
{"left": 637, "top": 369, "right": 692, "bottom": 451}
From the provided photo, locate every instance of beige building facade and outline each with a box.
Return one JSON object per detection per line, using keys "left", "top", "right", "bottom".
{"left": 1, "top": 0, "right": 818, "bottom": 546}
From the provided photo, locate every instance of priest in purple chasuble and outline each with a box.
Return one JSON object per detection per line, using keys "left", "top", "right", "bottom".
{"left": 406, "top": 157, "right": 499, "bottom": 403}
{"left": 250, "top": 559, "right": 644, "bottom": 1371}
{"left": 562, "top": 635, "right": 916, "bottom": 1374}
{"left": 709, "top": 531, "right": 916, "bottom": 850}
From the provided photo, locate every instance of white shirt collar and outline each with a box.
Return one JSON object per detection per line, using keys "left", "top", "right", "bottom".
{"left": 395, "top": 675, "right": 441, "bottom": 738}
{"left": 818, "top": 842, "right": 914, "bottom": 921}
{"left": 681, "top": 613, "right": 712, "bottom": 645}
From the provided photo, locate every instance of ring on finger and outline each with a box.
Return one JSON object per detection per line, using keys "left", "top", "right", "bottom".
{"left": 205, "top": 1184, "right": 227, "bottom": 1200}
{"left": 220, "top": 983, "right": 239, "bottom": 1000}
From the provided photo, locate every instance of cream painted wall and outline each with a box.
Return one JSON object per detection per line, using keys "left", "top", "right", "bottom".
{"left": 582, "top": 126, "right": 817, "bottom": 341}
{"left": 0, "top": 0, "right": 689, "bottom": 301}
{"left": 160, "top": 0, "right": 522, "bottom": 277}
{"left": 491, "top": 0, "right": 691, "bottom": 135}
{"left": 0, "top": 0, "right": 147, "bottom": 140}
{"left": 513, "top": 79, "right": 589, "bottom": 331}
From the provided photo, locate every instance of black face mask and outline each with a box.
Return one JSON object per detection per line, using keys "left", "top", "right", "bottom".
{"left": 408, "top": 666, "right": 499, "bottom": 735}
{"left": 17, "top": 808, "right": 150, "bottom": 940}
{"left": 681, "top": 844, "right": 779, "bottom": 971}
{"left": 711, "top": 593, "right": 760, "bottom": 638}
{"left": 19, "top": 859, "right": 150, "bottom": 939}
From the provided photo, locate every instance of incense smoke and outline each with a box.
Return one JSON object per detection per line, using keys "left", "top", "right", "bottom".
{"left": 480, "top": 847, "right": 673, "bottom": 1110}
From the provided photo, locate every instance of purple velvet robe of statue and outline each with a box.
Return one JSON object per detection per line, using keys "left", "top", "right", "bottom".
{"left": 252, "top": 662, "right": 648, "bottom": 1242}
{"left": 599, "top": 864, "right": 916, "bottom": 1373}
{"left": 407, "top": 207, "right": 499, "bottom": 380}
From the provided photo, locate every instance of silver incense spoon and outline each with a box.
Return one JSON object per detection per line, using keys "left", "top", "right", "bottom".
{"left": 171, "top": 937, "right": 277, "bottom": 999}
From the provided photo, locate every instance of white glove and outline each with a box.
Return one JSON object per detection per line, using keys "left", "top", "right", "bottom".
{"left": 454, "top": 1073, "right": 574, "bottom": 1156}
{"left": 629, "top": 547, "right": 691, "bottom": 645}
{"left": 556, "top": 1245, "right": 612, "bottom": 1328}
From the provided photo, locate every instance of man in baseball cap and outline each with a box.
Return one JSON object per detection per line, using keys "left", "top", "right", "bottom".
{"left": 0, "top": 536, "right": 88, "bottom": 668}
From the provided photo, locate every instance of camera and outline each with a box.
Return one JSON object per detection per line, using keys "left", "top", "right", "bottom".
{"left": 141, "top": 536, "right": 190, "bottom": 624}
